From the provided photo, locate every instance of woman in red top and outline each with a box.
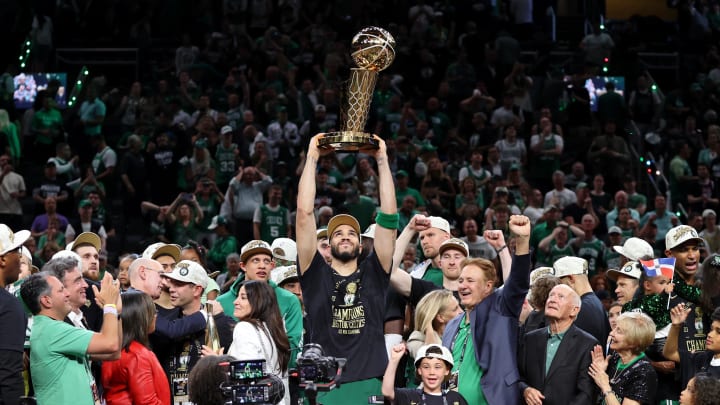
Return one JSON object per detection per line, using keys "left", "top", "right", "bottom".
{"left": 102, "top": 291, "right": 170, "bottom": 405}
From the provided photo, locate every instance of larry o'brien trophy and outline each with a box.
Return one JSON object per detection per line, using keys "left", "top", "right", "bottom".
{"left": 318, "top": 26, "right": 395, "bottom": 151}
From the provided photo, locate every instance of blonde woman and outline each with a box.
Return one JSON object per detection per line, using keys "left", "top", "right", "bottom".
{"left": 589, "top": 312, "right": 658, "bottom": 405}
{"left": 406, "top": 289, "right": 462, "bottom": 359}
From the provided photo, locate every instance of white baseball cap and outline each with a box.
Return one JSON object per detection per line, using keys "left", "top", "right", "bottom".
{"left": 271, "top": 265, "right": 298, "bottom": 286}
{"left": 161, "top": 260, "right": 208, "bottom": 289}
{"left": 428, "top": 216, "right": 451, "bottom": 234}
{"left": 361, "top": 224, "right": 376, "bottom": 239}
{"left": 241, "top": 240, "right": 273, "bottom": 263}
{"left": 142, "top": 242, "right": 181, "bottom": 262}
{"left": 608, "top": 226, "right": 623, "bottom": 235}
{"left": 414, "top": 344, "right": 454, "bottom": 368}
{"left": 271, "top": 238, "right": 297, "bottom": 263}
{"left": 666, "top": 225, "right": 704, "bottom": 250}
{"left": 703, "top": 209, "right": 717, "bottom": 219}
{"left": 220, "top": 125, "right": 233, "bottom": 135}
{"left": 530, "top": 267, "right": 555, "bottom": 286}
{"left": 607, "top": 261, "right": 642, "bottom": 281}
{"left": 438, "top": 238, "right": 469, "bottom": 257}
{"left": 613, "top": 237, "right": 654, "bottom": 261}
{"left": 0, "top": 224, "right": 30, "bottom": 256}
{"left": 553, "top": 256, "right": 588, "bottom": 278}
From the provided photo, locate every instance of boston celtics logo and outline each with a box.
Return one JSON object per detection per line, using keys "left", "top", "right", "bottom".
{"left": 176, "top": 262, "right": 190, "bottom": 276}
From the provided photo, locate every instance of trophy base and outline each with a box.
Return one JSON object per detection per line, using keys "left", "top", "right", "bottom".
{"left": 317, "top": 131, "right": 379, "bottom": 152}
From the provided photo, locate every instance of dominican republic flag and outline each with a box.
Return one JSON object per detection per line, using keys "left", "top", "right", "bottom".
{"left": 640, "top": 258, "right": 676, "bottom": 279}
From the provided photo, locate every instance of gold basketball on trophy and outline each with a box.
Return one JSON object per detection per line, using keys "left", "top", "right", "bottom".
{"left": 351, "top": 27, "right": 396, "bottom": 71}
{"left": 318, "top": 27, "right": 396, "bottom": 151}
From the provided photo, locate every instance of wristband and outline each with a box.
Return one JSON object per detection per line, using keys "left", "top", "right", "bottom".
{"left": 496, "top": 245, "right": 508, "bottom": 253}
{"left": 375, "top": 212, "right": 399, "bottom": 230}
{"left": 104, "top": 304, "right": 117, "bottom": 309}
{"left": 103, "top": 307, "right": 118, "bottom": 316}
{"left": 603, "top": 390, "right": 615, "bottom": 398}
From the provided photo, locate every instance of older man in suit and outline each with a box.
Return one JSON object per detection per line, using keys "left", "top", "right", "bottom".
{"left": 518, "top": 284, "right": 598, "bottom": 405}
{"left": 442, "top": 215, "right": 531, "bottom": 405}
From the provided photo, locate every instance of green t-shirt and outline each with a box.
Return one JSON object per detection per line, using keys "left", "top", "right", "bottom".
{"left": 396, "top": 187, "right": 426, "bottom": 207}
{"left": 422, "top": 266, "right": 444, "bottom": 288}
{"left": 31, "top": 108, "right": 63, "bottom": 145}
{"left": 627, "top": 192, "right": 646, "bottom": 211}
{"left": 452, "top": 318, "right": 488, "bottom": 405}
{"left": 207, "top": 235, "right": 238, "bottom": 271}
{"left": 30, "top": 315, "right": 95, "bottom": 405}
{"left": 530, "top": 222, "right": 554, "bottom": 265}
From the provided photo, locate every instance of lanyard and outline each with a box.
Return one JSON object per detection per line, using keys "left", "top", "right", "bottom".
{"left": 420, "top": 390, "right": 448, "bottom": 405}
{"left": 450, "top": 321, "right": 471, "bottom": 366}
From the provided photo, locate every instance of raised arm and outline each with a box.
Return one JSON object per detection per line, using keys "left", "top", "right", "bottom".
{"left": 88, "top": 273, "right": 122, "bottom": 355}
{"left": 368, "top": 135, "right": 398, "bottom": 272}
{"left": 296, "top": 134, "right": 328, "bottom": 274}
{"left": 390, "top": 215, "right": 431, "bottom": 296}
{"left": 483, "top": 229, "right": 512, "bottom": 282}
{"left": 663, "top": 303, "right": 691, "bottom": 363}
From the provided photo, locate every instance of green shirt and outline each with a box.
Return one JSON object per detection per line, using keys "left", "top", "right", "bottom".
{"left": 31, "top": 108, "right": 63, "bottom": 145}
{"left": 217, "top": 278, "right": 303, "bottom": 367}
{"left": 396, "top": 187, "right": 426, "bottom": 207}
{"left": 545, "top": 328, "right": 567, "bottom": 374}
{"left": 422, "top": 266, "right": 444, "bottom": 288}
{"left": 452, "top": 318, "right": 488, "bottom": 405}
{"left": 30, "top": 315, "right": 95, "bottom": 405}
{"left": 207, "top": 235, "right": 238, "bottom": 272}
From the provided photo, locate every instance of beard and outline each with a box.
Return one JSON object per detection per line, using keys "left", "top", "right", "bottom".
{"left": 330, "top": 244, "right": 361, "bottom": 263}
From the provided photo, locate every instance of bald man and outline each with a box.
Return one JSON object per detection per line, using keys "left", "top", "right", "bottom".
{"left": 128, "top": 257, "right": 207, "bottom": 341}
{"left": 519, "top": 285, "right": 598, "bottom": 405}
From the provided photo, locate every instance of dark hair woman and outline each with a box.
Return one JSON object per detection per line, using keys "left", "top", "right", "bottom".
{"left": 228, "top": 280, "right": 291, "bottom": 404}
{"left": 101, "top": 291, "right": 170, "bottom": 405}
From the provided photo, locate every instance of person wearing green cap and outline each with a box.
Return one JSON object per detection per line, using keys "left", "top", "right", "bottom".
{"left": 206, "top": 215, "right": 237, "bottom": 273}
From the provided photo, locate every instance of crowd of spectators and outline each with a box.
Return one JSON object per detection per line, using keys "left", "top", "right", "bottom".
{"left": 2, "top": 0, "right": 720, "bottom": 404}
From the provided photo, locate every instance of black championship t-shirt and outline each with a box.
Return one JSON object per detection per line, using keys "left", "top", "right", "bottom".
{"left": 669, "top": 294, "right": 709, "bottom": 389}
{"left": 393, "top": 388, "right": 468, "bottom": 405}
{"left": 299, "top": 251, "right": 389, "bottom": 383}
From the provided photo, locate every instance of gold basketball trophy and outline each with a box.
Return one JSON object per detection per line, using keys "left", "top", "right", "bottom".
{"left": 318, "top": 26, "right": 396, "bottom": 151}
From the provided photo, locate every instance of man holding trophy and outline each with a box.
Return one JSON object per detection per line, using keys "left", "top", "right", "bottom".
{"left": 296, "top": 27, "right": 399, "bottom": 404}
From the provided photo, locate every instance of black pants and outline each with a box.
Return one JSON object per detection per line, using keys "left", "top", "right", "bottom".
{"left": 0, "top": 350, "right": 24, "bottom": 405}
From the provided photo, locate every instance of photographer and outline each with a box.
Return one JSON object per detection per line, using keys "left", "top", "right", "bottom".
{"left": 188, "top": 355, "right": 236, "bottom": 405}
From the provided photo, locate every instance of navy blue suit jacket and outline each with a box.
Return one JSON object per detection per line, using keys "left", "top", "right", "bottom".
{"left": 442, "top": 253, "right": 531, "bottom": 405}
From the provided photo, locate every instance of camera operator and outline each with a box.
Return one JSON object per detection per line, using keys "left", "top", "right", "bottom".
{"left": 295, "top": 134, "right": 397, "bottom": 404}
{"left": 188, "top": 355, "right": 236, "bottom": 405}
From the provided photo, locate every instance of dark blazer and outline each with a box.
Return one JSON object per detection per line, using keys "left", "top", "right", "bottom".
{"left": 442, "top": 253, "right": 531, "bottom": 405}
{"left": 81, "top": 278, "right": 104, "bottom": 332}
{"left": 518, "top": 323, "right": 598, "bottom": 405}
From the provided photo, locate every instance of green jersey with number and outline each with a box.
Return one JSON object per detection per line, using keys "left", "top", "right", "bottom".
{"left": 215, "top": 143, "right": 239, "bottom": 185}
{"left": 259, "top": 205, "right": 289, "bottom": 242}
